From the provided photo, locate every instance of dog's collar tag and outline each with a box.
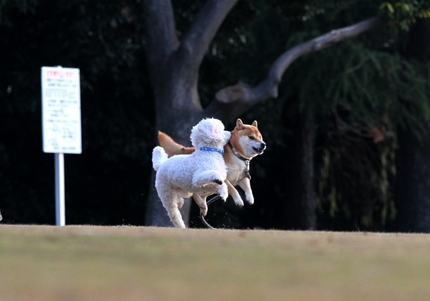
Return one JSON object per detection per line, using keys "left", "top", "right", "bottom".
{"left": 244, "top": 159, "right": 251, "bottom": 180}
{"left": 199, "top": 147, "right": 224, "bottom": 154}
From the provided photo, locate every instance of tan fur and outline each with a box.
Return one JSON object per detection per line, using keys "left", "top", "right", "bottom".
{"left": 158, "top": 131, "right": 194, "bottom": 156}
{"left": 158, "top": 118, "right": 266, "bottom": 207}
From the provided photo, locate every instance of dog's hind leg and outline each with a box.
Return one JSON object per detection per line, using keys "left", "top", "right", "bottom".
{"left": 169, "top": 209, "right": 186, "bottom": 228}
{"left": 158, "top": 189, "right": 186, "bottom": 228}
{"left": 167, "top": 201, "right": 186, "bottom": 228}
{"left": 192, "top": 194, "right": 208, "bottom": 216}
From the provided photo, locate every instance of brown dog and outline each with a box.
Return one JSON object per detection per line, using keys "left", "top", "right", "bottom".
{"left": 158, "top": 118, "right": 266, "bottom": 206}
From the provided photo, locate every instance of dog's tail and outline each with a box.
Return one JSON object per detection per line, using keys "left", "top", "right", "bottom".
{"left": 158, "top": 131, "right": 195, "bottom": 157}
{"left": 152, "top": 146, "right": 169, "bottom": 171}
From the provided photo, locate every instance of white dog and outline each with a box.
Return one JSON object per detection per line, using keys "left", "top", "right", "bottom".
{"left": 152, "top": 118, "right": 231, "bottom": 228}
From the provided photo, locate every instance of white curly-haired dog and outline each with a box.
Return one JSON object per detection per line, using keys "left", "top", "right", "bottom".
{"left": 152, "top": 118, "right": 231, "bottom": 228}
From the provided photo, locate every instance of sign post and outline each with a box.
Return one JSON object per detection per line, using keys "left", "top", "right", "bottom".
{"left": 41, "top": 66, "right": 81, "bottom": 226}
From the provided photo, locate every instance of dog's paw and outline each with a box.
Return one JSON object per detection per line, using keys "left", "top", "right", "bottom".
{"left": 219, "top": 185, "right": 228, "bottom": 202}
{"left": 220, "top": 192, "right": 228, "bottom": 202}
{"left": 172, "top": 218, "right": 186, "bottom": 229}
{"left": 234, "top": 198, "right": 244, "bottom": 207}
{"left": 244, "top": 190, "right": 254, "bottom": 205}
{"left": 200, "top": 207, "right": 208, "bottom": 217}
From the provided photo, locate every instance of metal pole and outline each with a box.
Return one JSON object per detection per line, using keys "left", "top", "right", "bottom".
{"left": 55, "top": 153, "right": 65, "bottom": 226}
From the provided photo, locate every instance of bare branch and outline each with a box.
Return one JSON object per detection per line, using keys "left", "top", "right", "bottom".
{"left": 177, "top": 0, "right": 239, "bottom": 66}
{"left": 270, "top": 17, "right": 384, "bottom": 86}
{"left": 206, "top": 17, "right": 384, "bottom": 121}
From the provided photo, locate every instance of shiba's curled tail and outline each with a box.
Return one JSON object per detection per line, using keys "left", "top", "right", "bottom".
{"left": 152, "top": 146, "right": 168, "bottom": 171}
{"left": 158, "top": 131, "right": 195, "bottom": 157}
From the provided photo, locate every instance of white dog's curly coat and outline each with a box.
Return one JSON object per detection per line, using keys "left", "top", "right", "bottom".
{"left": 152, "top": 118, "right": 231, "bottom": 228}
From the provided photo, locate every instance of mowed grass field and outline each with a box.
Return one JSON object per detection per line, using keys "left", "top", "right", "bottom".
{"left": 1, "top": 225, "right": 430, "bottom": 301}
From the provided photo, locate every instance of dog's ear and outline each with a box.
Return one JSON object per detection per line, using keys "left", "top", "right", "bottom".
{"left": 252, "top": 120, "right": 258, "bottom": 128}
{"left": 236, "top": 118, "right": 244, "bottom": 130}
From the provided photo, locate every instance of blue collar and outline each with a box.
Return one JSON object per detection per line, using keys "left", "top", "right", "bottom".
{"left": 199, "top": 147, "right": 224, "bottom": 154}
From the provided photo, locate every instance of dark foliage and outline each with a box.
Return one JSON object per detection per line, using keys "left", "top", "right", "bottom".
{"left": 0, "top": 0, "right": 154, "bottom": 225}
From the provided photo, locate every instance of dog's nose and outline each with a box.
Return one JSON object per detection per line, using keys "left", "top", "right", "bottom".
{"left": 260, "top": 142, "right": 266, "bottom": 150}
{"left": 257, "top": 142, "right": 266, "bottom": 152}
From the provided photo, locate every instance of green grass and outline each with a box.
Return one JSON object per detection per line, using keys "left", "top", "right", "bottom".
{"left": 0, "top": 225, "right": 430, "bottom": 300}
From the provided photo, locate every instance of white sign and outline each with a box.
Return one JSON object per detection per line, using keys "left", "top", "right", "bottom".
{"left": 41, "top": 67, "right": 82, "bottom": 154}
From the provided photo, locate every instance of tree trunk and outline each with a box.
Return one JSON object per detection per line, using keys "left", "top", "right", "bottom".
{"left": 300, "top": 108, "right": 317, "bottom": 229}
{"left": 144, "top": 82, "right": 203, "bottom": 226}
{"left": 282, "top": 107, "right": 316, "bottom": 230}
{"left": 145, "top": 75, "right": 203, "bottom": 226}
{"left": 141, "top": 0, "right": 238, "bottom": 227}
{"left": 396, "top": 127, "right": 430, "bottom": 232}
{"left": 395, "top": 19, "right": 430, "bottom": 232}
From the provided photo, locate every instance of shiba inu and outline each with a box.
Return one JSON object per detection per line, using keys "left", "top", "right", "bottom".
{"left": 158, "top": 118, "right": 266, "bottom": 207}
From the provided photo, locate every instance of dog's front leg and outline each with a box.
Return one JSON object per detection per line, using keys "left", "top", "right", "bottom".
{"left": 218, "top": 182, "right": 229, "bottom": 201}
{"left": 192, "top": 194, "right": 208, "bottom": 216}
{"left": 238, "top": 178, "right": 254, "bottom": 205}
{"left": 226, "top": 180, "right": 244, "bottom": 207}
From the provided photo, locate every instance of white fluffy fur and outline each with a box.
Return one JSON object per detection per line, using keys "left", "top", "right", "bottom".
{"left": 152, "top": 118, "right": 231, "bottom": 228}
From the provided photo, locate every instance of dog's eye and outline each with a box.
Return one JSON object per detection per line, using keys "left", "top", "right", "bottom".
{"left": 249, "top": 136, "right": 255, "bottom": 140}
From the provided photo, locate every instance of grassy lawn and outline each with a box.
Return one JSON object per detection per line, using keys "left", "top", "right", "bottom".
{"left": 0, "top": 225, "right": 429, "bottom": 300}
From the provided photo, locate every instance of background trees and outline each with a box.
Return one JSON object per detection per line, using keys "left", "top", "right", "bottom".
{"left": 1, "top": 0, "right": 152, "bottom": 224}
{"left": 1, "top": 0, "right": 430, "bottom": 231}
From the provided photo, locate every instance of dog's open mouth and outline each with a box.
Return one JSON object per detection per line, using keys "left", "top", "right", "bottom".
{"left": 253, "top": 145, "right": 266, "bottom": 155}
